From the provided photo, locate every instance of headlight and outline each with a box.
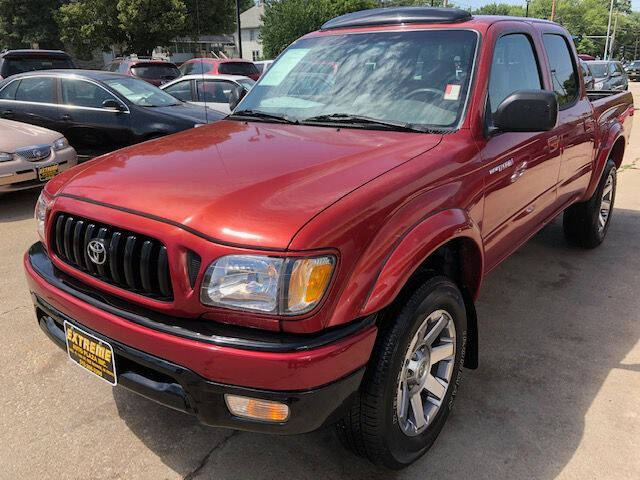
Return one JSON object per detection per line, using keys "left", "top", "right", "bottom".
{"left": 200, "top": 254, "right": 335, "bottom": 314}
{"left": 194, "top": 123, "right": 205, "bottom": 128}
{"left": 0, "top": 152, "right": 12, "bottom": 162}
{"left": 52, "top": 137, "right": 69, "bottom": 151}
{"left": 35, "top": 191, "right": 53, "bottom": 244}
{"left": 594, "top": 81, "right": 604, "bottom": 89}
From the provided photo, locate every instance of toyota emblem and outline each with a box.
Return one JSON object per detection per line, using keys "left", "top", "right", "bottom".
{"left": 87, "top": 239, "right": 107, "bottom": 265}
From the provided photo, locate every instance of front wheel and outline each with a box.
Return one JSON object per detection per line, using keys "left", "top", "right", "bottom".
{"left": 563, "top": 159, "right": 617, "bottom": 248}
{"left": 335, "top": 276, "right": 467, "bottom": 469}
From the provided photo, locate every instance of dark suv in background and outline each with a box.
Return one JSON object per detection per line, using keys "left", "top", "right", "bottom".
{"left": 104, "top": 57, "right": 181, "bottom": 86}
{"left": 625, "top": 60, "right": 640, "bottom": 81}
{"left": 0, "top": 50, "right": 75, "bottom": 80}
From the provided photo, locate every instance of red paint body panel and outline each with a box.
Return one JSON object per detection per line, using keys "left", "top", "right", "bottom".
{"left": 27, "top": 16, "right": 633, "bottom": 392}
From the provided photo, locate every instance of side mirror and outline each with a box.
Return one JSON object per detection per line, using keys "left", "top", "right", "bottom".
{"left": 102, "top": 99, "right": 126, "bottom": 111}
{"left": 228, "top": 85, "right": 248, "bottom": 111}
{"left": 492, "top": 90, "right": 557, "bottom": 133}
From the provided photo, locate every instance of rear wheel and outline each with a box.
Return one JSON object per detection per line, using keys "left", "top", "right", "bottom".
{"left": 563, "top": 159, "right": 617, "bottom": 248}
{"left": 335, "top": 276, "right": 467, "bottom": 469}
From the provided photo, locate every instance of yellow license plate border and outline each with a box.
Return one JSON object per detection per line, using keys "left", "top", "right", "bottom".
{"left": 63, "top": 321, "right": 117, "bottom": 386}
{"left": 37, "top": 163, "right": 59, "bottom": 182}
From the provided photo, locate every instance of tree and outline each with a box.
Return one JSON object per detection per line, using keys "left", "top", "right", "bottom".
{"left": 58, "top": 0, "right": 188, "bottom": 56}
{"left": 261, "top": 0, "right": 377, "bottom": 58}
{"left": 0, "top": 0, "right": 66, "bottom": 49}
{"left": 473, "top": 3, "right": 525, "bottom": 16}
{"left": 184, "top": 0, "right": 254, "bottom": 39}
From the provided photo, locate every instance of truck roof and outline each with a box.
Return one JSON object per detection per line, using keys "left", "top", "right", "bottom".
{"left": 319, "top": 7, "right": 556, "bottom": 33}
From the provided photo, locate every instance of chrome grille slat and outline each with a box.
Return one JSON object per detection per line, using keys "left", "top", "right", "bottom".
{"left": 51, "top": 213, "right": 172, "bottom": 300}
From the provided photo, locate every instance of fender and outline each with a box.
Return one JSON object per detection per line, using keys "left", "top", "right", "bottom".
{"left": 360, "top": 208, "right": 484, "bottom": 316}
{"left": 583, "top": 106, "right": 632, "bottom": 201}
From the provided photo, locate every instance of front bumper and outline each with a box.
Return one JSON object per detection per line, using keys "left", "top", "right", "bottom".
{"left": 0, "top": 147, "right": 77, "bottom": 192}
{"left": 25, "top": 242, "right": 377, "bottom": 433}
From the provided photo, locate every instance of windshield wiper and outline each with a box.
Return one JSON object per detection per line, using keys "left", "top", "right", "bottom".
{"left": 301, "top": 113, "right": 428, "bottom": 132}
{"left": 229, "top": 109, "right": 299, "bottom": 124}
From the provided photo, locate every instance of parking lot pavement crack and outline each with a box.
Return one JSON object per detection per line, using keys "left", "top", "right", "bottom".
{"left": 0, "top": 305, "right": 29, "bottom": 317}
{"left": 183, "top": 430, "right": 239, "bottom": 480}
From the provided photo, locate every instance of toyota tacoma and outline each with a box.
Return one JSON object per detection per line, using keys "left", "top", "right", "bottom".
{"left": 24, "top": 7, "right": 633, "bottom": 469}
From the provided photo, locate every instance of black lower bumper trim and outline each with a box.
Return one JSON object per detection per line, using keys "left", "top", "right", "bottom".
{"left": 34, "top": 294, "right": 363, "bottom": 434}
{"left": 28, "top": 242, "right": 375, "bottom": 353}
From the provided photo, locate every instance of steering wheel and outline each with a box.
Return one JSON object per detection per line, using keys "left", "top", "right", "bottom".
{"left": 404, "top": 88, "right": 443, "bottom": 101}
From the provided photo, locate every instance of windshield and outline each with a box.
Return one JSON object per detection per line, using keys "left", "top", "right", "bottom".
{"left": 589, "top": 63, "right": 608, "bottom": 78}
{"left": 131, "top": 64, "right": 179, "bottom": 80}
{"left": 104, "top": 77, "right": 181, "bottom": 106}
{"left": 219, "top": 62, "right": 259, "bottom": 76}
{"left": 234, "top": 30, "right": 478, "bottom": 129}
{"left": 180, "top": 61, "right": 213, "bottom": 75}
{"left": 4, "top": 57, "right": 73, "bottom": 77}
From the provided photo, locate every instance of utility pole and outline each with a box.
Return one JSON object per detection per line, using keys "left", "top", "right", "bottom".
{"left": 551, "top": 0, "right": 557, "bottom": 21}
{"left": 604, "top": 0, "right": 615, "bottom": 60}
{"left": 236, "top": 0, "right": 243, "bottom": 59}
{"left": 525, "top": 0, "right": 529, "bottom": 17}
{"left": 609, "top": 13, "right": 618, "bottom": 60}
{"left": 635, "top": 38, "right": 638, "bottom": 60}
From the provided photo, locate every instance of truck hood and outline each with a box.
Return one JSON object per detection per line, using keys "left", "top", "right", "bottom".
{"left": 59, "top": 120, "right": 442, "bottom": 249}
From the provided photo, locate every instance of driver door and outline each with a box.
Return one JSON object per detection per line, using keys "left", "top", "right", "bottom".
{"left": 57, "top": 78, "right": 132, "bottom": 158}
{"left": 479, "top": 30, "right": 562, "bottom": 270}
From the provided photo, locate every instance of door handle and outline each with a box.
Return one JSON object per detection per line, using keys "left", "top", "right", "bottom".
{"left": 547, "top": 135, "right": 559, "bottom": 153}
{"left": 510, "top": 161, "right": 528, "bottom": 183}
{"left": 2, "top": 109, "right": 13, "bottom": 116}
{"left": 60, "top": 114, "right": 72, "bottom": 122}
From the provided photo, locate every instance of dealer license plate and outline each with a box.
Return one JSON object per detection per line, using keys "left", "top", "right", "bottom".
{"left": 64, "top": 321, "right": 117, "bottom": 385}
{"left": 38, "top": 163, "right": 59, "bottom": 182}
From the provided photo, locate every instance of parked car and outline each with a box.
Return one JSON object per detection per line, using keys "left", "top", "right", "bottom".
{"left": 103, "top": 57, "right": 180, "bottom": 86}
{"left": 580, "top": 59, "right": 595, "bottom": 90}
{"left": 25, "top": 8, "right": 633, "bottom": 470}
{"left": 587, "top": 60, "right": 628, "bottom": 90}
{"left": 254, "top": 60, "right": 274, "bottom": 75}
{"left": 0, "top": 70, "right": 224, "bottom": 159}
{"left": 178, "top": 58, "right": 260, "bottom": 81}
{"left": 577, "top": 53, "right": 595, "bottom": 61}
{"left": 625, "top": 59, "right": 640, "bottom": 81}
{"left": 0, "top": 49, "right": 75, "bottom": 80}
{"left": 161, "top": 74, "right": 255, "bottom": 113}
{"left": 0, "top": 119, "right": 76, "bottom": 192}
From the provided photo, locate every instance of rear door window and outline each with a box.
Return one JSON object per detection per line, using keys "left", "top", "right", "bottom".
{"left": 218, "top": 62, "right": 258, "bottom": 76}
{"left": 15, "top": 77, "right": 55, "bottom": 103}
{"left": 489, "top": 33, "right": 542, "bottom": 113}
{"left": 196, "top": 80, "right": 234, "bottom": 103}
{"left": 542, "top": 34, "right": 579, "bottom": 109}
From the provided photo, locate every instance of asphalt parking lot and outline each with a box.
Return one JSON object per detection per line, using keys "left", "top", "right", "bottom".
{"left": 2, "top": 86, "right": 640, "bottom": 480}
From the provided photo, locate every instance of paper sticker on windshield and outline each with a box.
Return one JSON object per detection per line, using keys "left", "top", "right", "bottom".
{"left": 444, "top": 84, "right": 461, "bottom": 101}
{"left": 260, "top": 49, "right": 310, "bottom": 86}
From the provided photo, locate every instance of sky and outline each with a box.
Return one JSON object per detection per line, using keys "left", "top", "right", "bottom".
{"left": 460, "top": 0, "right": 640, "bottom": 11}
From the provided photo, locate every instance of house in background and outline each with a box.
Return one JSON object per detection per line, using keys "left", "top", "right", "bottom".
{"left": 236, "top": 2, "right": 265, "bottom": 61}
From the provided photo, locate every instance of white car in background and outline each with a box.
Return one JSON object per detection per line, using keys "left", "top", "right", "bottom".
{"left": 160, "top": 74, "right": 255, "bottom": 114}
{"left": 254, "top": 60, "right": 274, "bottom": 76}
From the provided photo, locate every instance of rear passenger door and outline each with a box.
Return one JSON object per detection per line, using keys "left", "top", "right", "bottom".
{"left": 541, "top": 32, "right": 595, "bottom": 203}
{"left": 480, "top": 30, "right": 563, "bottom": 269}
{"left": 2, "top": 76, "right": 59, "bottom": 130}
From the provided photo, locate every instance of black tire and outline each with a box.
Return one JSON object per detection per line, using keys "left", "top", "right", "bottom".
{"left": 563, "top": 159, "right": 617, "bottom": 248}
{"left": 335, "top": 276, "right": 467, "bottom": 469}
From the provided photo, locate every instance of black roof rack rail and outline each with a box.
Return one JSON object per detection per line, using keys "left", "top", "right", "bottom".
{"left": 321, "top": 7, "right": 472, "bottom": 31}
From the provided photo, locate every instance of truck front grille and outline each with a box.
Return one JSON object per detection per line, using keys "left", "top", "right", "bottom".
{"left": 51, "top": 213, "right": 172, "bottom": 301}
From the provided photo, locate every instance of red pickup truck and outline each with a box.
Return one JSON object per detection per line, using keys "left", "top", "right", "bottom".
{"left": 25, "top": 8, "right": 633, "bottom": 469}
